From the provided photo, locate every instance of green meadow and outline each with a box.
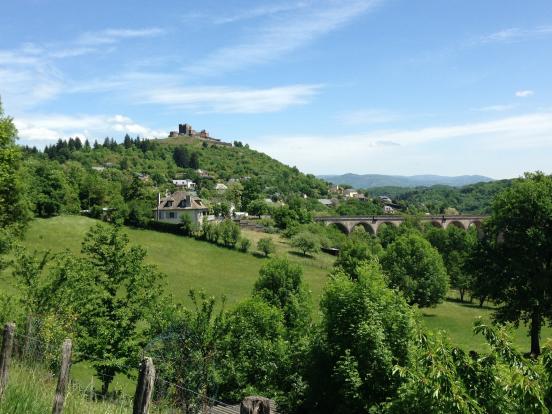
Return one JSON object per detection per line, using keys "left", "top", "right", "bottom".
{"left": 3, "top": 215, "right": 551, "bottom": 357}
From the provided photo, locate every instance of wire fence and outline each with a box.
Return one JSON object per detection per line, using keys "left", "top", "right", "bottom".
{"left": 1, "top": 322, "right": 242, "bottom": 414}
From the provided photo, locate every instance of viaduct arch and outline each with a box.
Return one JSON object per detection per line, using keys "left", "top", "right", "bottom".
{"left": 316, "top": 215, "right": 486, "bottom": 235}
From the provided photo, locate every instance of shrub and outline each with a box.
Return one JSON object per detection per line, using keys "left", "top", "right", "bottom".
{"left": 237, "top": 237, "right": 251, "bottom": 253}
{"left": 257, "top": 237, "right": 276, "bottom": 257}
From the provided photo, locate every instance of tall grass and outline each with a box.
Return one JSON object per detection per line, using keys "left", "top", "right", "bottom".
{"left": 0, "top": 362, "right": 132, "bottom": 414}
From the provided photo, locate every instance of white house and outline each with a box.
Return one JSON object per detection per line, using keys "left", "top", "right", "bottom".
{"left": 172, "top": 179, "right": 196, "bottom": 190}
{"left": 343, "top": 189, "right": 359, "bottom": 199}
{"left": 215, "top": 183, "right": 228, "bottom": 192}
{"left": 154, "top": 191, "right": 208, "bottom": 226}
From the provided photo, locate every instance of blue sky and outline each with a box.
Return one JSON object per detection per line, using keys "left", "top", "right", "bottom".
{"left": 1, "top": 0, "right": 551, "bottom": 178}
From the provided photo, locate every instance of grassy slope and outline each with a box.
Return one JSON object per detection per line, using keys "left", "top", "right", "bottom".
{"left": 14, "top": 216, "right": 332, "bottom": 308}
{"left": 5, "top": 215, "right": 551, "bottom": 356}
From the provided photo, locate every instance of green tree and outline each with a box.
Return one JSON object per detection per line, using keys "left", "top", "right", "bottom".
{"left": 0, "top": 99, "right": 30, "bottom": 227}
{"left": 381, "top": 232, "right": 449, "bottom": 307}
{"left": 389, "top": 320, "right": 550, "bottom": 413}
{"left": 257, "top": 237, "right": 276, "bottom": 257}
{"left": 253, "top": 257, "right": 311, "bottom": 335}
{"left": 219, "top": 298, "right": 288, "bottom": 401}
{"left": 219, "top": 219, "right": 241, "bottom": 248}
{"left": 425, "top": 225, "right": 476, "bottom": 302}
{"left": 479, "top": 172, "right": 552, "bottom": 356}
{"left": 334, "top": 238, "right": 383, "bottom": 280}
{"left": 247, "top": 199, "right": 270, "bottom": 217}
{"left": 152, "top": 291, "right": 225, "bottom": 413}
{"left": 180, "top": 213, "right": 194, "bottom": 236}
{"left": 291, "top": 231, "right": 321, "bottom": 256}
{"left": 304, "top": 261, "right": 415, "bottom": 413}
{"left": 77, "top": 224, "right": 165, "bottom": 394}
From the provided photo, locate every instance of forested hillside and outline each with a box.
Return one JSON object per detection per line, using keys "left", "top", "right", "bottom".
{"left": 366, "top": 180, "right": 513, "bottom": 214}
{"left": 19, "top": 134, "right": 329, "bottom": 224}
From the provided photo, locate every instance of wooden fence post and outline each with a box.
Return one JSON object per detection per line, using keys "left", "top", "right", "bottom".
{"left": 51, "top": 339, "right": 72, "bottom": 414}
{"left": 240, "top": 396, "right": 271, "bottom": 414}
{"left": 133, "top": 357, "right": 155, "bottom": 414}
{"left": 0, "top": 323, "right": 15, "bottom": 400}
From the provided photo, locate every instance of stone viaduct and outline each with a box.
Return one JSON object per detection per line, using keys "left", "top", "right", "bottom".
{"left": 314, "top": 215, "right": 486, "bottom": 235}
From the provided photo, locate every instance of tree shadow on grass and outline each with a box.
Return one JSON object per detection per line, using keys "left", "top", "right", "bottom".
{"left": 288, "top": 250, "right": 314, "bottom": 259}
{"left": 445, "top": 297, "right": 496, "bottom": 311}
{"left": 252, "top": 252, "right": 270, "bottom": 259}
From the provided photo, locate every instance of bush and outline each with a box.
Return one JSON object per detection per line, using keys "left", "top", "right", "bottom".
{"left": 257, "top": 237, "right": 276, "bottom": 257}
{"left": 237, "top": 237, "right": 251, "bottom": 253}
{"left": 219, "top": 219, "right": 241, "bottom": 248}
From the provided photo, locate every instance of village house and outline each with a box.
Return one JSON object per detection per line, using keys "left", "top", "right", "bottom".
{"left": 329, "top": 184, "right": 343, "bottom": 195}
{"left": 383, "top": 205, "right": 395, "bottom": 214}
{"left": 318, "top": 198, "right": 336, "bottom": 208}
{"left": 154, "top": 191, "right": 208, "bottom": 226}
{"left": 172, "top": 179, "right": 196, "bottom": 190}
{"left": 215, "top": 183, "right": 228, "bottom": 192}
{"left": 343, "top": 189, "right": 359, "bottom": 199}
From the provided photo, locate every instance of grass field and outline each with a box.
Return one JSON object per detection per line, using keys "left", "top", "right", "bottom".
{"left": 10, "top": 216, "right": 332, "bottom": 309}
{"left": 3, "top": 215, "right": 551, "bottom": 357}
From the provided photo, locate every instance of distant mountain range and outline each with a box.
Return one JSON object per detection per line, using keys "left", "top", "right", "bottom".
{"left": 317, "top": 174, "right": 494, "bottom": 188}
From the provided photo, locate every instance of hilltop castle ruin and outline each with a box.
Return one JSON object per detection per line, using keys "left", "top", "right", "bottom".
{"left": 169, "top": 123, "right": 232, "bottom": 147}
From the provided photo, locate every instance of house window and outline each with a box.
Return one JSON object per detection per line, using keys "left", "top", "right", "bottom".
{"left": 169, "top": 212, "right": 176, "bottom": 219}
{"left": 159, "top": 212, "right": 164, "bottom": 219}
{"left": 165, "top": 201, "right": 173, "bottom": 208}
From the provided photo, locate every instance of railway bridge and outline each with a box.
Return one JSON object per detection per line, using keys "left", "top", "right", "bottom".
{"left": 314, "top": 215, "right": 486, "bottom": 235}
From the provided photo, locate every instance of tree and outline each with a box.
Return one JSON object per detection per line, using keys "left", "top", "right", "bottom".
{"left": 257, "top": 237, "right": 276, "bottom": 257}
{"left": 180, "top": 213, "right": 194, "bottom": 236}
{"left": 149, "top": 291, "right": 226, "bottom": 413}
{"left": 425, "top": 225, "right": 476, "bottom": 302}
{"left": 219, "top": 298, "right": 289, "bottom": 401}
{"left": 334, "top": 238, "right": 383, "bottom": 280}
{"left": 0, "top": 99, "right": 31, "bottom": 227}
{"left": 478, "top": 172, "right": 552, "bottom": 356}
{"left": 291, "top": 232, "right": 320, "bottom": 256}
{"left": 381, "top": 232, "right": 449, "bottom": 307}
{"left": 173, "top": 146, "right": 190, "bottom": 168}
{"left": 253, "top": 257, "right": 311, "bottom": 335}
{"left": 247, "top": 199, "right": 270, "bottom": 217}
{"left": 219, "top": 219, "right": 241, "bottom": 248}
{"left": 77, "top": 224, "right": 165, "bottom": 394}
{"left": 304, "top": 261, "right": 415, "bottom": 413}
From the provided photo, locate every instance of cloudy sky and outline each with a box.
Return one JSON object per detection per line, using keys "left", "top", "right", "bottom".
{"left": 1, "top": 0, "right": 551, "bottom": 178}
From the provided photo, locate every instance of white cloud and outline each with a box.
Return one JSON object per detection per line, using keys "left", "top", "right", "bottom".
{"left": 138, "top": 84, "right": 322, "bottom": 113}
{"left": 479, "top": 25, "right": 552, "bottom": 44}
{"left": 14, "top": 114, "right": 167, "bottom": 142}
{"left": 0, "top": 27, "right": 166, "bottom": 110}
{"left": 255, "top": 112, "right": 552, "bottom": 174}
{"left": 515, "top": 90, "right": 534, "bottom": 98}
{"left": 76, "top": 28, "right": 165, "bottom": 46}
{"left": 188, "top": 0, "right": 381, "bottom": 76}
{"left": 214, "top": 1, "right": 310, "bottom": 24}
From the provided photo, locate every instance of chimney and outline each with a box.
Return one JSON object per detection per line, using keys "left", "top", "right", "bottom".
{"left": 186, "top": 194, "right": 192, "bottom": 207}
